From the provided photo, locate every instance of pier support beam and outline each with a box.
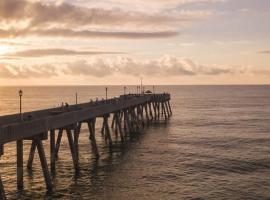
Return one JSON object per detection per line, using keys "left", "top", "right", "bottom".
{"left": 157, "top": 102, "right": 160, "bottom": 120}
{"left": 162, "top": 101, "right": 168, "bottom": 120}
{"left": 74, "top": 123, "right": 81, "bottom": 165}
{"left": 148, "top": 102, "right": 153, "bottom": 122}
{"left": 53, "top": 127, "right": 80, "bottom": 173}
{"left": 153, "top": 102, "right": 157, "bottom": 122}
{"left": 111, "top": 113, "right": 118, "bottom": 137}
{"left": 111, "top": 114, "right": 116, "bottom": 129}
{"left": 0, "top": 174, "right": 5, "bottom": 200}
{"left": 164, "top": 101, "right": 170, "bottom": 118}
{"left": 102, "top": 115, "right": 113, "bottom": 147}
{"left": 17, "top": 140, "right": 23, "bottom": 190}
{"left": 144, "top": 104, "right": 150, "bottom": 125}
{"left": 27, "top": 141, "right": 36, "bottom": 170}
{"left": 50, "top": 130, "right": 56, "bottom": 174}
{"left": 87, "top": 119, "right": 99, "bottom": 158}
{"left": 114, "top": 112, "right": 124, "bottom": 142}
{"left": 26, "top": 133, "right": 53, "bottom": 191}
{"left": 131, "top": 107, "right": 142, "bottom": 133}
{"left": 66, "top": 128, "right": 79, "bottom": 173}
{"left": 55, "top": 129, "right": 63, "bottom": 160}
{"left": 168, "top": 101, "right": 172, "bottom": 115}
{"left": 138, "top": 105, "right": 145, "bottom": 128}
{"left": 0, "top": 145, "right": 6, "bottom": 200}
{"left": 123, "top": 109, "right": 131, "bottom": 134}
{"left": 35, "top": 139, "right": 53, "bottom": 191}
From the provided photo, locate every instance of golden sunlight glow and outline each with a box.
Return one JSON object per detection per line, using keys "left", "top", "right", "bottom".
{"left": 0, "top": 45, "right": 11, "bottom": 55}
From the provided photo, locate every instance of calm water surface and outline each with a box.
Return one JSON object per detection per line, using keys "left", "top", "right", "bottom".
{"left": 0, "top": 85, "right": 270, "bottom": 199}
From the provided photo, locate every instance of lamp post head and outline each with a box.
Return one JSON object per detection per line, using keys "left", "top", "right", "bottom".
{"left": 19, "top": 89, "right": 23, "bottom": 97}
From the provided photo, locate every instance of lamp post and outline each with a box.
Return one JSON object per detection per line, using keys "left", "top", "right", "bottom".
{"left": 76, "top": 92, "right": 78, "bottom": 105}
{"left": 153, "top": 85, "right": 155, "bottom": 94}
{"left": 17, "top": 89, "right": 24, "bottom": 190}
{"left": 140, "top": 77, "right": 143, "bottom": 94}
{"left": 124, "top": 86, "right": 126, "bottom": 95}
{"left": 105, "top": 87, "right": 108, "bottom": 100}
{"left": 19, "top": 90, "right": 23, "bottom": 121}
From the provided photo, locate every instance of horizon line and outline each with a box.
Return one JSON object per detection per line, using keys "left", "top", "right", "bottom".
{"left": 0, "top": 84, "right": 270, "bottom": 87}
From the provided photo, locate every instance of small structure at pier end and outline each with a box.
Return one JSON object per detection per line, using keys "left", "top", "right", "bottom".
{"left": 0, "top": 93, "right": 172, "bottom": 199}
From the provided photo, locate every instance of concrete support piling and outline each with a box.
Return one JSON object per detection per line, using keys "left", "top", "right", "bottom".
{"left": 103, "top": 115, "right": 113, "bottom": 147}
{"left": 35, "top": 139, "right": 53, "bottom": 191}
{"left": 27, "top": 141, "right": 36, "bottom": 170}
{"left": 115, "top": 112, "right": 124, "bottom": 142}
{"left": 87, "top": 119, "right": 99, "bottom": 158}
{"left": 0, "top": 145, "right": 6, "bottom": 200}
{"left": 55, "top": 129, "right": 63, "bottom": 160}
{"left": 0, "top": 174, "right": 5, "bottom": 200}
{"left": 16, "top": 140, "right": 23, "bottom": 190}
{"left": 50, "top": 130, "right": 56, "bottom": 174}
{"left": 74, "top": 123, "right": 81, "bottom": 165}
{"left": 66, "top": 128, "right": 79, "bottom": 173}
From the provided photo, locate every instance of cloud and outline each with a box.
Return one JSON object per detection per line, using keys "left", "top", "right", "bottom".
{"left": 0, "top": 0, "right": 210, "bottom": 39}
{"left": 0, "top": 0, "right": 206, "bottom": 28}
{"left": 0, "top": 63, "right": 58, "bottom": 78}
{"left": 258, "top": 50, "right": 270, "bottom": 54}
{"left": 113, "top": 56, "right": 243, "bottom": 76}
{"left": 63, "top": 59, "right": 114, "bottom": 77}
{"left": 0, "top": 56, "right": 248, "bottom": 79}
{"left": 111, "top": 0, "right": 225, "bottom": 5}
{"left": 0, "top": 28, "right": 179, "bottom": 39}
{"left": 7, "top": 48, "right": 123, "bottom": 57}
{"left": 0, "top": 41, "right": 29, "bottom": 46}
{"left": 74, "top": 0, "right": 225, "bottom": 8}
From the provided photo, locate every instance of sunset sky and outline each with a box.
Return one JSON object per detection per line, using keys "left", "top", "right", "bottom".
{"left": 0, "top": 0, "right": 269, "bottom": 85}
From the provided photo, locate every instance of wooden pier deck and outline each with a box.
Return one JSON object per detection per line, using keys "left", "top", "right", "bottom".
{"left": 0, "top": 93, "right": 172, "bottom": 199}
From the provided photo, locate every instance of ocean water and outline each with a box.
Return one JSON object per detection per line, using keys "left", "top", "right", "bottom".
{"left": 0, "top": 85, "right": 270, "bottom": 200}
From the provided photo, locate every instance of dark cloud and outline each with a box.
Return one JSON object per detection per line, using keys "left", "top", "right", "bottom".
{"left": 0, "top": 28, "right": 178, "bottom": 39}
{"left": 0, "top": 0, "right": 211, "bottom": 39}
{"left": 34, "top": 29, "right": 179, "bottom": 39}
{"left": 0, "top": 0, "right": 183, "bottom": 27}
{"left": 258, "top": 50, "right": 270, "bottom": 54}
{"left": 7, "top": 48, "right": 123, "bottom": 57}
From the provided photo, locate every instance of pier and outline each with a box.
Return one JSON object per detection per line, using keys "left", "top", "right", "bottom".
{"left": 0, "top": 93, "right": 172, "bottom": 199}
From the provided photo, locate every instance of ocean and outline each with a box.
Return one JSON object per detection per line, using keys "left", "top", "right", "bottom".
{"left": 0, "top": 85, "right": 270, "bottom": 199}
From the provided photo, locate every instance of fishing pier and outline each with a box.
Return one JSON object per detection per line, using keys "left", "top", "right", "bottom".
{"left": 0, "top": 93, "right": 172, "bottom": 199}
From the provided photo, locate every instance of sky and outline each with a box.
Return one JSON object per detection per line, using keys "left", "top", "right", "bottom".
{"left": 0, "top": 0, "right": 269, "bottom": 85}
